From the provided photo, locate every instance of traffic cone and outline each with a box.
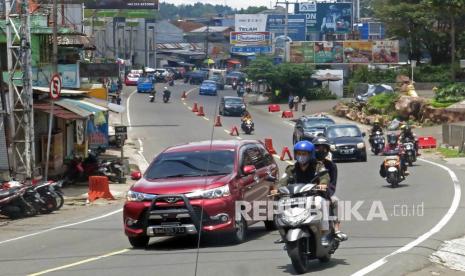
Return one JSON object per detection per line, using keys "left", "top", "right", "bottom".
{"left": 282, "top": 110, "right": 294, "bottom": 118}
{"left": 88, "top": 176, "right": 115, "bottom": 202}
{"left": 230, "top": 126, "right": 239, "bottom": 136}
{"left": 264, "top": 138, "right": 277, "bottom": 154}
{"left": 214, "top": 115, "right": 222, "bottom": 127}
{"left": 181, "top": 91, "right": 187, "bottom": 100}
{"left": 280, "top": 147, "right": 293, "bottom": 161}
{"left": 197, "top": 106, "right": 205, "bottom": 116}
{"left": 192, "top": 102, "right": 198, "bottom": 113}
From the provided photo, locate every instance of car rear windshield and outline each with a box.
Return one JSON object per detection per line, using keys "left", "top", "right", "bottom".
{"left": 225, "top": 98, "right": 243, "bottom": 104}
{"left": 326, "top": 126, "right": 361, "bottom": 138}
{"left": 303, "top": 118, "right": 335, "bottom": 128}
{"left": 145, "top": 150, "right": 235, "bottom": 179}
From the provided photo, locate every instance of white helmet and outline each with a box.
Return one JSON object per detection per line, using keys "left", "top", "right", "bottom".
{"left": 164, "top": 87, "right": 168, "bottom": 90}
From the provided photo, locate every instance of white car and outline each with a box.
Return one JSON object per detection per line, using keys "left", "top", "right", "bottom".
{"left": 154, "top": 69, "right": 169, "bottom": 79}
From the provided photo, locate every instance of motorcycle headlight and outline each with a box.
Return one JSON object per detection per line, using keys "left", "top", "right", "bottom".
{"left": 186, "top": 184, "right": 231, "bottom": 199}
{"left": 357, "top": 142, "right": 365, "bottom": 149}
{"left": 282, "top": 208, "right": 311, "bottom": 226}
{"left": 126, "top": 190, "right": 156, "bottom": 202}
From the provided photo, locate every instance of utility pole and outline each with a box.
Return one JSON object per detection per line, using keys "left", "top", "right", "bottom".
{"left": 205, "top": 23, "right": 210, "bottom": 61}
{"left": 5, "top": 0, "right": 36, "bottom": 179}
{"left": 275, "top": 1, "right": 290, "bottom": 62}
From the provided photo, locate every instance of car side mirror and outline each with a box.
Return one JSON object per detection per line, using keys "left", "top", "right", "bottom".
{"left": 131, "top": 171, "right": 142, "bottom": 180}
{"left": 362, "top": 132, "right": 366, "bottom": 137}
{"left": 243, "top": 165, "right": 256, "bottom": 175}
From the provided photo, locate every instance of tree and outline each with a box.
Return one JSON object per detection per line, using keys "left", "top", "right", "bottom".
{"left": 237, "top": 6, "right": 268, "bottom": 14}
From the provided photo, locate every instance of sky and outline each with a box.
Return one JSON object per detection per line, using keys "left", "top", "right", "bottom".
{"left": 162, "top": 0, "right": 273, "bottom": 10}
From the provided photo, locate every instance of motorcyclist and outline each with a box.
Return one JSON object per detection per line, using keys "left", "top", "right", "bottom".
{"left": 380, "top": 132, "right": 409, "bottom": 178}
{"left": 399, "top": 124, "right": 419, "bottom": 155}
{"left": 313, "top": 137, "right": 348, "bottom": 242}
{"left": 149, "top": 89, "right": 156, "bottom": 102}
{"left": 369, "top": 118, "right": 384, "bottom": 147}
{"left": 241, "top": 110, "right": 254, "bottom": 130}
{"left": 163, "top": 87, "right": 171, "bottom": 98}
{"left": 272, "top": 141, "right": 332, "bottom": 245}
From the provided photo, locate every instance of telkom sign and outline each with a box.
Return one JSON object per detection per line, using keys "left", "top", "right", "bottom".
{"left": 295, "top": 2, "right": 318, "bottom": 32}
{"left": 235, "top": 14, "right": 268, "bottom": 32}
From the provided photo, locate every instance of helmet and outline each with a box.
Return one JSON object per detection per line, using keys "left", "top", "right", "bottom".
{"left": 293, "top": 141, "right": 315, "bottom": 157}
{"left": 164, "top": 87, "right": 168, "bottom": 90}
{"left": 387, "top": 133, "right": 398, "bottom": 145}
{"left": 373, "top": 118, "right": 380, "bottom": 125}
{"left": 312, "top": 137, "right": 331, "bottom": 151}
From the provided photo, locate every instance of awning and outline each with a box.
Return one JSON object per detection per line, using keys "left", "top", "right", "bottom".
{"left": 58, "top": 98, "right": 108, "bottom": 115}
{"left": 83, "top": 97, "right": 125, "bottom": 113}
{"left": 227, "top": 59, "right": 241, "bottom": 64}
{"left": 34, "top": 102, "right": 86, "bottom": 120}
{"left": 54, "top": 100, "right": 93, "bottom": 118}
{"left": 32, "top": 86, "right": 89, "bottom": 96}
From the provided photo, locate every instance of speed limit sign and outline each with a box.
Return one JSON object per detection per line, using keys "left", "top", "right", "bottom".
{"left": 49, "top": 74, "right": 62, "bottom": 100}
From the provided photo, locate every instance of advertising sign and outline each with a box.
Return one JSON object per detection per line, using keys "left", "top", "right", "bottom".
{"left": 373, "top": 40, "right": 399, "bottom": 63}
{"left": 40, "top": 0, "right": 159, "bottom": 9}
{"left": 295, "top": 2, "right": 318, "bottom": 33}
{"left": 266, "top": 14, "right": 307, "bottom": 41}
{"left": 235, "top": 14, "right": 268, "bottom": 32}
{"left": 343, "top": 41, "right": 373, "bottom": 63}
{"left": 314, "top": 41, "right": 343, "bottom": 63}
{"left": 290, "top": 42, "right": 315, "bottom": 63}
{"left": 32, "top": 64, "right": 80, "bottom": 89}
{"left": 230, "top": 32, "right": 271, "bottom": 46}
{"left": 230, "top": 46, "right": 272, "bottom": 54}
{"left": 80, "top": 63, "right": 120, "bottom": 78}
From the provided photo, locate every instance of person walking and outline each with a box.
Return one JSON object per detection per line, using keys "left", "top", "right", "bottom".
{"left": 301, "top": 96, "right": 307, "bottom": 112}
{"left": 293, "top": 95, "right": 300, "bottom": 111}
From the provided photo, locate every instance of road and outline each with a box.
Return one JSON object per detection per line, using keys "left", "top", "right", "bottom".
{"left": 0, "top": 83, "right": 464, "bottom": 276}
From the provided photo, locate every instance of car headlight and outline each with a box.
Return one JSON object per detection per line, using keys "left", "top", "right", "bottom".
{"left": 186, "top": 184, "right": 231, "bottom": 199}
{"left": 126, "top": 190, "right": 156, "bottom": 202}
{"left": 225, "top": 105, "right": 231, "bottom": 108}
{"left": 330, "top": 145, "right": 336, "bottom": 151}
{"left": 241, "top": 105, "right": 246, "bottom": 109}
{"left": 357, "top": 142, "right": 365, "bottom": 149}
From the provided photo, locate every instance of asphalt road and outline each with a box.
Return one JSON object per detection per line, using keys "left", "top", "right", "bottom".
{"left": 0, "top": 83, "right": 464, "bottom": 276}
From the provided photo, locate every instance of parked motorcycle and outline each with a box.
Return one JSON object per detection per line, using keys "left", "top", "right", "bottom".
{"left": 63, "top": 149, "right": 102, "bottom": 185}
{"left": 402, "top": 138, "right": 417, "bottom": 166}
{"left": 370, "top": 131, "right": 385, "bottom": 155}
{"left": 98, "top": 160, "right": 125, "bottom": 184}
{"left": 0, "top": 183, "right": 39, "bottom": 219}
{"left": 273, "top": 171, "right": 339, "bottom": 274}
{"left": 241, "top": 119, "right": 254, "bottom": 135}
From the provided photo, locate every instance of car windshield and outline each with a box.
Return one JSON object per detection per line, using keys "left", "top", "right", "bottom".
{"left": 138, "top": 77, "right": 151, "bottom": 83}
{"left": 303, "top": 118, "right": 335, "bottom": 129}
{"left": 225, "top": 98, "right": 243, "bottom": 104}
{"left": 145, "top": 150, "right": 235, "bottom": 179}
{"left": 203, "top": 82, "right": 216, "bottom": 86}
{"left": 326, "top": 126, "right": 362, "bottom": 138}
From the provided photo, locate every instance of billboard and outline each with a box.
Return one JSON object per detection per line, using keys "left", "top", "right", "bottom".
{"left": 314, "top": 41, "right": 343, "bottom": 63}
{"left": 295, "top": 2, "right": 352, "bottom": 39}
{"left": 266, "top": 14, "right": 307, "bottom": 41}
{"left": 343, "top": 41, "right": 373, "bottom": 63}
{"left": 230, "top": 32, "right": 271, "bottom": 46}
{"left": 40, "top": 0, "right": 159, "bottom": 9}
{"left": 373, "top": 40, "right": 399, "bottom": 63}
{"left": 290, "top": 42, "right": 315, "bottom": 63}
{"left": 230, "top": 46, "right": 272, "bottom": 54}
{"left": 235, "top": 14, "right": 268, "bottom": 32}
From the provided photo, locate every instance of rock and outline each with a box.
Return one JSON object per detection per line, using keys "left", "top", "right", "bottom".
{"left": 333, "top": 102, "right": 350, "bottom": 117}
{"left": 346, "top": 109, "right": 358, "bottom": 121}
{"left": 395, "top": 96, "right": 427, "bottom": 119}
{"left": 421, "top": 106, "right": 465, "bottom": 124}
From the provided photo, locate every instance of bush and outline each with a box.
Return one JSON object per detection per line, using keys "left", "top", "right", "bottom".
{"left": 306, "top": 87, "right": 338, "bottom": 100}
{"left": 434, "top": 83, "right": 465, "bottom": 103}
{"left": 366, "top": 93, "right": 399, "bottom": 115}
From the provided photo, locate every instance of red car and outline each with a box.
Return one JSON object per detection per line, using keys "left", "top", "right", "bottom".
{"left": 125, "top": 73, "right": 140, "bottom": 86}
{"left": 124, "top": 140, "right": 279, "bottom": 248}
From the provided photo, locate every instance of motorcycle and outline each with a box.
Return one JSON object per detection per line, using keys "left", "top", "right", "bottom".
{"left": 63, "top": 149, "right": 102, "bottom": 185}
{"left": 382, "top": 155, "right": 404, "bottom": 188}
{"left": 149, "top": 94, "right": 155, "bottom": 103}
{"left": 232, "top": 80, "right": 238, "bottom": 90}
{"left": 237, "top": 87, "right": 245, "bottom": 97}
{"left": 402, "top": 138, "right": 417, "bottom": 166}
{"left": 98, "top": 160, "right": 125, "bottom": 184}
{"left": 163, "top": 90, "right": 171, "bottom": 103}
{"left": 241, "top": 119, "right": 254, "bottom": 135}
{"left": 370, "top": 131, "right": 385, "bottom": 155}
{"left": 0, "top": 183, "right": 39, "bottom": 219}
{"left": 273, "top": 171, "right": 339, "bottom": 274}
{"left": 168, "top": 79, "right": 174, "bottom": 86}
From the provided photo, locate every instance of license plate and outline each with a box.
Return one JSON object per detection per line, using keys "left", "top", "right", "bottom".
{"left": 280, "top": 197, "right": 307, "bottom": 206}
{"left": 340, "top": 149, "right": 353, "bottom": 154}
{"left": 152, "top": 226, "right": 186, "bottom": 235}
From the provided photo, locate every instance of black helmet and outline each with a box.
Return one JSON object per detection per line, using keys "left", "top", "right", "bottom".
{"left": 387, "top": 133, "right": 398, "bottom": 145}
{"left": 313, "top": 137, "right": 331, "bottom": 150}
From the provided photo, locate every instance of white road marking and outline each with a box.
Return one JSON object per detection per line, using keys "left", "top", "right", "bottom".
{"left": 236, "top": 137, "right": 243, "bottom": 140}
{"left": 352, "top": 158, "right": 461, "bottom": 276}
{"left": 28, "top": 249, "right": 130, "bottom": 276}
{"left": 203, "top": 117, "right": 210, "bottom": 121}
{"left": 0, "top": 209, "right": 123, "bottom": 246}
{"left": 186, "top": 87, "right": 197, "bottom": 96}
{"left": 126, "top": 89, "right": 137, "bottom": 129}
{"left": 224, "top": 129, "right": 230, "bottom": 134}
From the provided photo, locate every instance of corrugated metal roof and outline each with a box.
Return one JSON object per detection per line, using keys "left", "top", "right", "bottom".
{"left": 35, "top": 102, "right": 86, "bottom": 120}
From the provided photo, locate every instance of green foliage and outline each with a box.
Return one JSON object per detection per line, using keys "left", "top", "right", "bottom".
{"left": 306, "top": 87, "right": 338, "bottom": 100}
{"left": 429, "top": 99, "right": 457, "bottom": 108}
{"left": 366, "top": 93, "right": 399, "bottom": 115}
{"left": 434, "top": 83, "right": 465, "bottom": 103}
{"left": 237, "top": 6, "right": 269, "bottom": 14}
{"left": 351, "top": 66, "right": 399, "bottom": 83}
{"left": 437, "top": 147, "right": 465, "bottom": 158}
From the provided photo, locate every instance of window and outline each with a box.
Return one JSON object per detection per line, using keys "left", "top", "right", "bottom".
{"left": 257, "top": 144, "right": 273, "bottom": 167}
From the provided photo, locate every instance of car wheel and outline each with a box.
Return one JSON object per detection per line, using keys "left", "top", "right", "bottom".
{"left": 128, "top": 236, "right": 149, "bottom": 248}
{"left": 228, "top": 215, "right": 247, "bottom": 244}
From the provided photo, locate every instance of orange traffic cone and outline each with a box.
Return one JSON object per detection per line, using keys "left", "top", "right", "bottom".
{"left": 230, "top": 126, "right": 239, "bottom": 136}
{"left": 197, "top": 106, "right": 205, "bottom": 116}
{"left": 280, "top": 147, "right": 293, "bottom": 161}
{"left": 214, "top": 115, "right": 222, "bottom": 127}
{"left": 264, "top": 138, "right": 277, "bottom": 154}
{"left": 192, "top": 102, "right": 198, "bottom": 113}
{"left": 181, "top": 91, "right": 187, "bottom": 99}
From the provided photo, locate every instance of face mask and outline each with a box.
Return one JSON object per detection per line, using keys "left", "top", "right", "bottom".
{"left": 296, "top": 155, "right": 310, "bottom": 165}
{"left": 315, "top": 151, "right": 326, "bottom": 160}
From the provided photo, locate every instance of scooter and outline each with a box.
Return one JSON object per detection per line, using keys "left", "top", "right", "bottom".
{"left": 163, "top": 90, "right": 171, "bottom": 103}
{"left": 241, "top": 119, "right": 254, "bottom": 134}
{"left": 402, "top": 138, "right": 417, "bottom": 166}
{"left": 149, "top": 94, "right": 155, "bottom": 103}
{"left": 382, "top": 155, "right": 404, "bottom": 188}
{"left": 273, "top": 171, "right": 339, "bottom": 274}
{"left": 98, "top": 160, "right": 125, "bottom": 184}
{"left": 0, "top": 184, "right": 38, "bottom": 219}
{"left": 370, "top": 131, "right": 385, "bottom": 155}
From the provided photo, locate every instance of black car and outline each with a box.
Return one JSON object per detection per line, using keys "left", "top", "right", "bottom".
{"left": 184, "top": 71, "right": 208, "bottom": 85}
{"left": 323, "top": 124, "right": 367, "bottom": 162}
{"left": 219, "top": 96, "right": 246, "bottom": 116}
{"left": 225, "top": 71, "right": 246, "bottom": 85}
{"left": 292, "top": 115, "right": 335, "bottom": 144}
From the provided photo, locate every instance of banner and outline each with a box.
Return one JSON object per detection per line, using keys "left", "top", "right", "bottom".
{"left": 40, "top": 0, "right": 159, "bottom": 9}
{"left": 266, "top": 14, "right": 307, "bottom": 41}
{"left": 230, "top": 32, "right": 271, "bottom": 46}
{"left": 314, "top": 41, "right": 343, "bottom": 63}
{"left": 343, "top": 41, "right": 373, "bottom": 63}
{"left": 290, "top": 42, "right": 315, "bottom": 63}
{"left": 235, "top": 14, "right": 268, "bottom": 32}
{"left": 373, "top": 40, "right": 399, "bottom": 63}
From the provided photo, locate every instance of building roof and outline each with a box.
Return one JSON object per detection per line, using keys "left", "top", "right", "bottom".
{"left": 190, "top": 26, "right": 232, "bottom": 33}
{"left": 170, "top": 20, "right": 205, "bottom": 32}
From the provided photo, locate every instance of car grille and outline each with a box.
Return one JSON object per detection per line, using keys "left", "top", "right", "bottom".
{"left": 145, "top": 205, "right": 222, "bottom": 227}
{"left": 337, "top": 145, "right": 356, "bottom": 150}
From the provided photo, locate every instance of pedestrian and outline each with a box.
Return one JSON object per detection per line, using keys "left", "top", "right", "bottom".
{"left": 288, "top": 94, "right": 294, "bottom": 110}
{"left": 293, "top": 95, "right": 300, "bottom": 111}
{"left": 301, "top": 96, "right": 307, "bottom": 112}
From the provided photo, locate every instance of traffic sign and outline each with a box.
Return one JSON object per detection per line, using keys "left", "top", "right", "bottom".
{"left": 49, "top": 74, "right": 62, "bottom": 100}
